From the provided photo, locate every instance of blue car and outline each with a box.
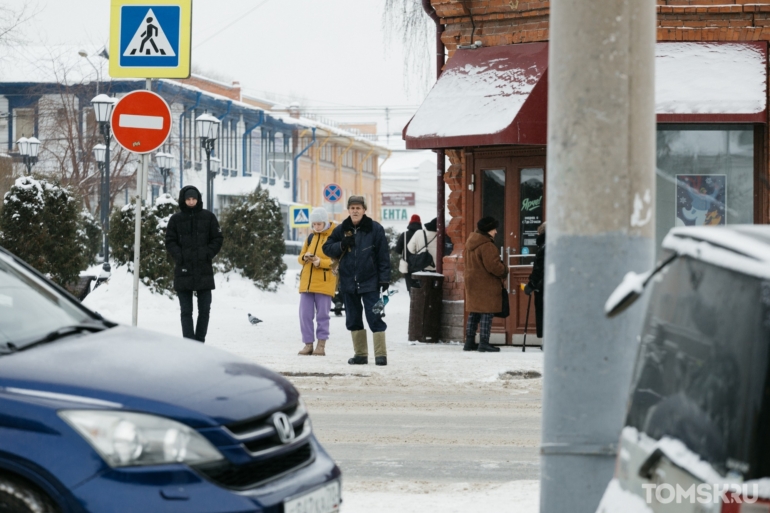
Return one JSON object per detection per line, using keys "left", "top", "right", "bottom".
{"left": 0, "top": 247, "right": 341, "bottom": 513}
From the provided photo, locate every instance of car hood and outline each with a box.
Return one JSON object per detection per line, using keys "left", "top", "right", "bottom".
{"left": 0, "top": 326, "right": 297, "bottom": 428}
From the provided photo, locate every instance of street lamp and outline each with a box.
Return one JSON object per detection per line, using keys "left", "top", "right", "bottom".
{"left": 17, "top": 136, "right": 40, "bottom": 175}
{"left": 195, "top": 113, "right": 220, "bottom": 210}
{"left": 155, "top": 152, "right": 175, "bottom": 193}
{"left": 91, "top": 94, "right": 117, "bottom": 274}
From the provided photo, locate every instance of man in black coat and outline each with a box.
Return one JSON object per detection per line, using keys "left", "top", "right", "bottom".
{"left": 165, "top": 186, "right": 223, "bottom": 343}
{"left": 393, "top": 214, "right": 422, "bottom": 292}
{"left": 324, "top": 195, "right": 391, "bottom": 366}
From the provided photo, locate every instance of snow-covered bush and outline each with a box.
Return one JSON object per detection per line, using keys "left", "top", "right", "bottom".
{"left": 109, "top": 194, "right": 177, "bottom": 295}
{"left": 219, "top": 187, "right": 286, "bottom": 291}
{"left": 384, "top": 226, "right": 404, "bottom": 285}
{"left": 0, "top": 176, "right": 86, "bottom": 286}
{"left": 79, "top": 209, "right": 103, "bottom": 265}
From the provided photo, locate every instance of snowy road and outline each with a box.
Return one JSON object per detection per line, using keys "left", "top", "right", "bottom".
{"left": 84, "top": 266, "right": 544, "bottom": 511}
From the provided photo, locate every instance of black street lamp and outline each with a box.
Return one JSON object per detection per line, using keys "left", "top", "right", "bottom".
{"left": 195, "top": 113, "right": 220, "bottom": 210}
{"left": 155, "top": 152, "right": 175, "bottom": 193}
{"left": 17, "top": 136, "right": 40, "bottom": 175}
{"left": 91, "top": 94, "right": 116, "bottom": 274}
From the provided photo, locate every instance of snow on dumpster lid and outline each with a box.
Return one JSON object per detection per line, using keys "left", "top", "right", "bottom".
{"left": 404, "top": 42, "right": 549, "bottom": 150}
{"left": 656, "top": 42, "right": 767, "bottom": 121}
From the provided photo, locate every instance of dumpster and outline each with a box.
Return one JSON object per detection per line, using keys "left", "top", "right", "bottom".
{"left": 408, "top": 272, "right": 444, "bottom": 342}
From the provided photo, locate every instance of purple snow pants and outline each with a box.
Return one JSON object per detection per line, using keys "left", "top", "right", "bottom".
{"left": 299, "top": 292, "right": 332, "bottom": 344}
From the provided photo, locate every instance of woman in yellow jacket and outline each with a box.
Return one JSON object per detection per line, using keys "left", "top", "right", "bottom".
{"left": 297, "top": 207, "right": 338, "bottom": 356}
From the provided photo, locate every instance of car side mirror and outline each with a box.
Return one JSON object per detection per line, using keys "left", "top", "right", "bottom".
{"left": 604, "top": 270, "right": 650, "bottom": 318}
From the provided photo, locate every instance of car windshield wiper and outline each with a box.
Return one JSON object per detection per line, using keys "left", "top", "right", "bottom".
{"left": 5, "top": 323, "right": 110, "bottom": 354}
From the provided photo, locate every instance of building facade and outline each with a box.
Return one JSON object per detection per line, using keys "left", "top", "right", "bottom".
{"left": 0, "top": 58, "right": 386, "bottom": 241}
{"left": 406, "top": 1, "right": 770, "bottom": 342}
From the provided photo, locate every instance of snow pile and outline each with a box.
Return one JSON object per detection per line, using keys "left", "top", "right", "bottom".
{"left": 656, "top": 43, "right": 766, "bottom": 114}
{"left": 344, "top": 480, "right": 539, "bottom": 513}
{"left": 83, "top": 266, "right": 544, "bottom": 385}
{"left": 596, "top": 479, "right": 653, "bottom": 513}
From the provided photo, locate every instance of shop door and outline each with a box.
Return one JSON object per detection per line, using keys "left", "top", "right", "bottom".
{"left": 471, "top": 154, "right": 545, "bottom": 344}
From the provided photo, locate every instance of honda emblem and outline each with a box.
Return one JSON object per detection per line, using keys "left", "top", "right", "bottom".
{"left": 272, "top": 412, "right": 295, "bottom": 444}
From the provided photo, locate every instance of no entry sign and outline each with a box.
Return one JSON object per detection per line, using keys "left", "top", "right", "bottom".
{"left": 111, "top": 90, "right": 172, "bottom": 154}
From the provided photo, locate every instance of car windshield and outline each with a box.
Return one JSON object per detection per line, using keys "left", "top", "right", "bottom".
{"left": 625, "top": 254, "right": 770, "bottom": 479}
{"left": 0, "top": 253, "right": 93, "bottom": 350}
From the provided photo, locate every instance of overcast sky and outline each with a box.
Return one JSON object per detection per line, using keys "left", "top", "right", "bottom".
{"left": 11, "top": 0, "right": 434, "bottom": 144}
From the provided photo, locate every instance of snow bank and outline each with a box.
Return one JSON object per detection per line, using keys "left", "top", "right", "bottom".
{"left": 596, "top": 479, "right": 653, "bottom": 513}
{"left": 83, "top": 266, "right": 544, "bottom": 385}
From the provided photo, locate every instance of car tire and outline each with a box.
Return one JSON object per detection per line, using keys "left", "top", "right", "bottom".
{"left": 0, "top": 476, "right": 58, "bottom": 513}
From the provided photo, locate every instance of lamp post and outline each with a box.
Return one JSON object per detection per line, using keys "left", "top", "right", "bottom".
{"left": 93, "top": 144, "right": 107, "bottom": 254}
{"left": 195, "top": 113, "right": 220, "bottom": 210}
{"left": 91, "top": 94, "right": 117, "bottom": 273}
{"left": 155, "top": 152, "right": 175, "bottom": 193}
{"left": 17, "top": 136, "right": 40, "bottom": 175}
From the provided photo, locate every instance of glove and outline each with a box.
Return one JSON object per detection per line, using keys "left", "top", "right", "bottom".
{"left": 524, "top": 283, "right": 533, "bottom": 296}
{"left": 380, "top": 282, "right": 389, "bottom": 293}
{"left": 341, "top": 235, "right": 355, "bottom": 251}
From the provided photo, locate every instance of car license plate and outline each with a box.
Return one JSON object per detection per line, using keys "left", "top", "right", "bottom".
{"left": 284, "top": 480, "right": 341, "bottom": 513}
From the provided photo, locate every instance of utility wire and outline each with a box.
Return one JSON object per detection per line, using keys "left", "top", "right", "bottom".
{"left": 194, "top": 0, "right": 274, "bottom": 49}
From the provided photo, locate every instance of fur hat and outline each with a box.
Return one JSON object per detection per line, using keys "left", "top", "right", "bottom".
{"left": 347, "top": 195, "right": 367, "bottom": 209}
{"left": 309, "top": 207, "right": 329, "bottom": 224}
{"left": 477, "top": 216, "right": 499, "bottom": 233}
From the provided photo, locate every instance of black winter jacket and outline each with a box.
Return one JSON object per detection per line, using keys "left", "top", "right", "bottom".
{"left": 323, "top": 215, "right": 390, "bottom": 294}
{"left": 165, "top": 186, "right": 223, "bottom": 291}
{"left": 528, "top": 232, "right": 546, "bottom": 293}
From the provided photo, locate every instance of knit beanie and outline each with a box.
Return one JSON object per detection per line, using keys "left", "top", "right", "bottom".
{"left": 309, "top": 207, "right": 328, "bottom": 224}
{"left": 409, "top": 214, "right": 421, "bottom": 224}
{"left": 477, "top": 216, "right": 499, "bottom": 233}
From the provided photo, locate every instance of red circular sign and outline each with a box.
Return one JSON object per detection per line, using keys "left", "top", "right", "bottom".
{"left": 111, "top": 90, "right": 172, "bottom": 154}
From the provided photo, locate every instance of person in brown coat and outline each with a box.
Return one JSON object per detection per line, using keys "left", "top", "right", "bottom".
{"left": 463, "top": 217, "right": 508, "bottom": 352}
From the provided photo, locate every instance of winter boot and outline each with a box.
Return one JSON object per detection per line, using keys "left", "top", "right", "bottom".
{"left": 373, "top": 331, "right": 387, "bottom": 366}
{"left": 313, "top": 340, "right": 326, "bottom": 356}
{"left": 478, "top": 340, "right": 501, "bottom": 353}
{"left": 463, "top": 336, "right": 479, "bottom": 352}
{"left": 298, "top": 343, "right": 314, "bottom": 356}
{"left": 348, "top": 330, "right": 368, "bottom": 365}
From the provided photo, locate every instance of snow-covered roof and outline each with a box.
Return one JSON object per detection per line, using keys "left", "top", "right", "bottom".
{"left": 662, "top": 225, "right": 770, "bottom": 280}
{"left": 656, "top": 42, "right": 767, "bottom": 115}
{"left": 270, "top": 110, "right": 388, "bottom": 151}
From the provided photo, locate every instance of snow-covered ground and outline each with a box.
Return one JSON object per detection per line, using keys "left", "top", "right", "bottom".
{"left": 83, "top": 265, "right": 544, "bottom": 511}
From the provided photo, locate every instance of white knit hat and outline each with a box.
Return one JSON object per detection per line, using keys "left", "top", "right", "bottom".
{"left": 309, "top": 207, "right": 329, "bottom": 224}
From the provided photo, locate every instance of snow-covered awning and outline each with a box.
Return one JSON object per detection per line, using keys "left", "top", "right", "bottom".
{"left": 656, "top": 42, "right": 767, "bottom": 122}
{"left": 405, "top": 41, "right": 767, "bottom": 150}
{"left": 404, "top": 42, "right": 549, "bottom": 149}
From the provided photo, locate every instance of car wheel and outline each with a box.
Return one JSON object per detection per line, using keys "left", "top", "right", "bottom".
{"left": 0, "top": 477, "right": 57, "bottom": 513}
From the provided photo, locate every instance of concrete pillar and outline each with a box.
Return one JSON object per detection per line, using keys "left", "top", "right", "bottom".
{"left": 541, "top": 1, "right": 656, "bottom": 512}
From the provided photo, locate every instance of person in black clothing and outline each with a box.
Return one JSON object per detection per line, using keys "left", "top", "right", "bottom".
{"left": 165, "top": 186, "right": 223, "bottom": 343}
{"left": 393, "top": 214, "right": 422, "bottom": 292}
{"left": 524, "top": 222, "right": 546, "bottom": 339}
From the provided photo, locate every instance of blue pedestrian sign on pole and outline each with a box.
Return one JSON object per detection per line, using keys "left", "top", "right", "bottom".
{"left": 324, "top": 183, "right": 342, "bottom": 203}
{"left": 290, "top": 205, "right": 311, "bottom": 228}
{"left": 109, "top": 0, "right": 192, "bottom": 79}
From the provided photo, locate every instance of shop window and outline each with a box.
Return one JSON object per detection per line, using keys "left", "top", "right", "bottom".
{"left": 656, "top": 125, "right": 755, "bottom": 254}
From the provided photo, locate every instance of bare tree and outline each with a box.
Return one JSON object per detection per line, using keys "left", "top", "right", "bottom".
{"left": 382, "top": 0, "right": 434, "bottom": 96}
{"left": 0, "top": 3, "right": 40, "bottom": 48}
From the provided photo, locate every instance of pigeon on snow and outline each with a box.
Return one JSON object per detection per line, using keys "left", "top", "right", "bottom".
{"left": 248, "top": 313, "right": 263, "bottom": 325}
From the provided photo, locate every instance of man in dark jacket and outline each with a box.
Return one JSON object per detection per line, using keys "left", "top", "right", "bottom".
{"left": 324, "top": 195, "right": 391, "bottom": 366}
{"left": 165, "top": 186, "right": 223, "bottom": 343}
{"left": 393, "top": 214, "right": 422, "bottom": 292}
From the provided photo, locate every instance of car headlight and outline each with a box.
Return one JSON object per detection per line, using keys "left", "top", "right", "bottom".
{"left": 59, "top": 410, "right": 224, "bottom": 468}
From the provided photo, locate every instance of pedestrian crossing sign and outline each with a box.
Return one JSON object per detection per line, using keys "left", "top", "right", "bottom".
{"left": 109, "top": 0, "right": 192, "bottom": 79}
{"left": 290, "top": 205, "right": 311, "bottom": 228}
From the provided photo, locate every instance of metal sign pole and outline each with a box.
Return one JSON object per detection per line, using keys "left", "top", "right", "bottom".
{"left": 131, "top": 78, "right": 152, "bottom": 326}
